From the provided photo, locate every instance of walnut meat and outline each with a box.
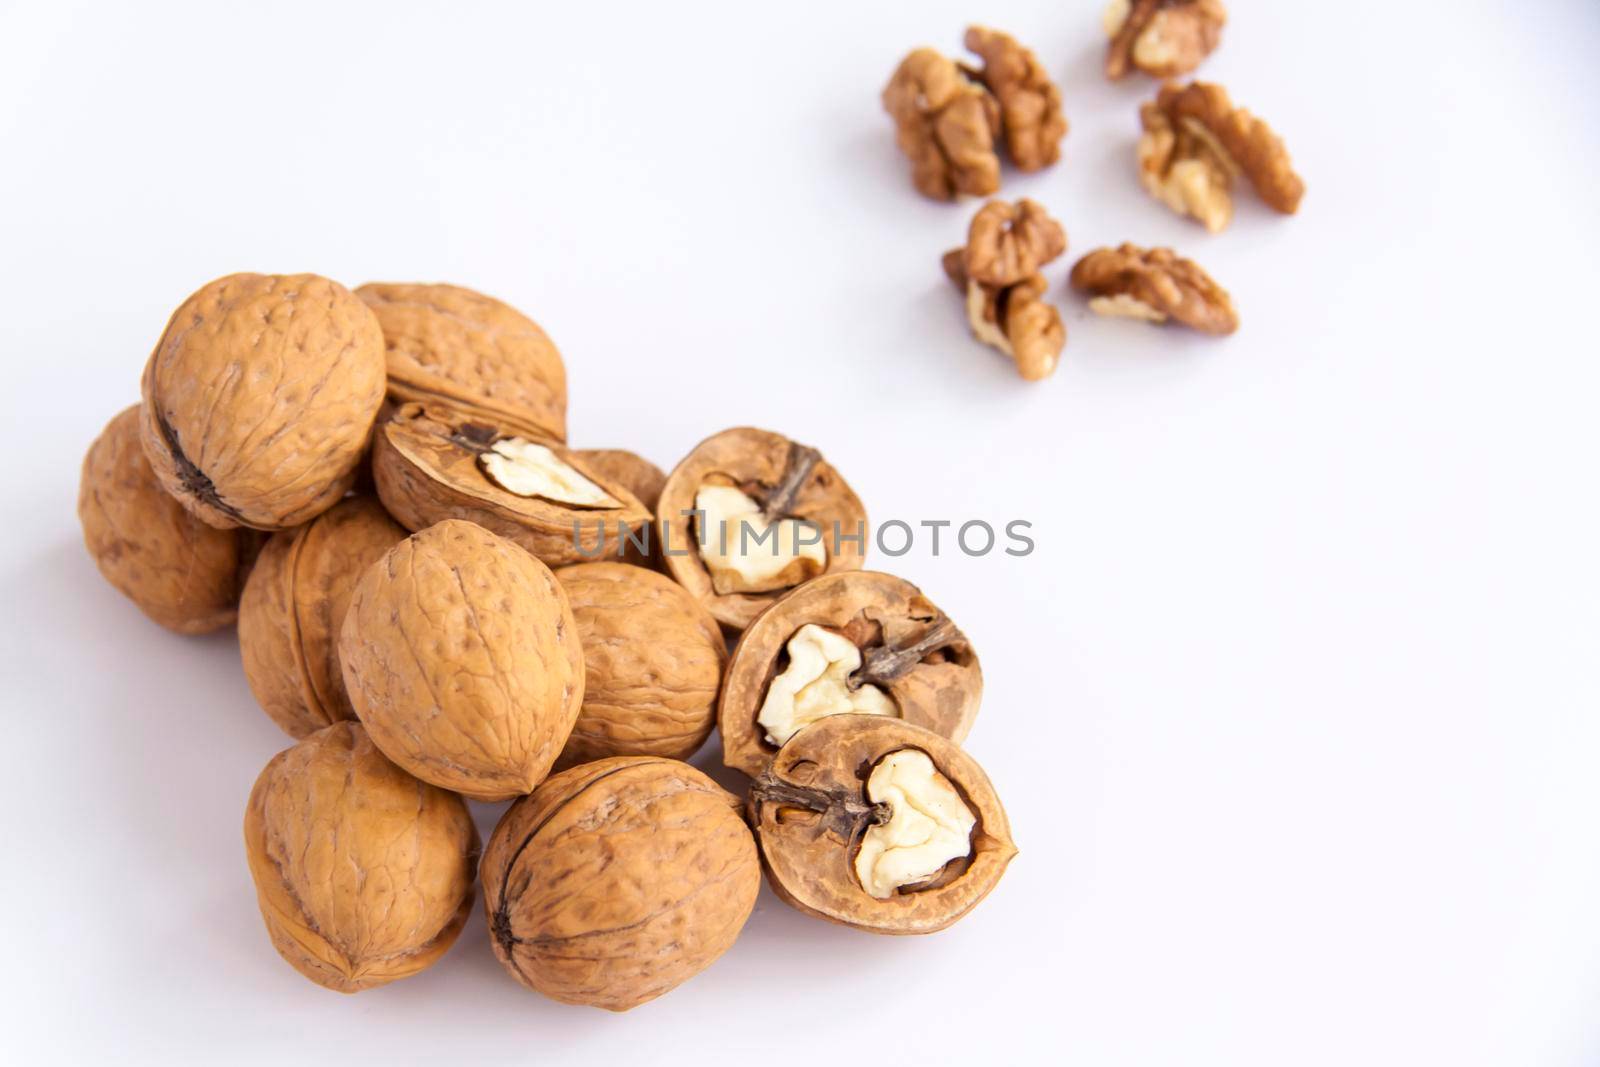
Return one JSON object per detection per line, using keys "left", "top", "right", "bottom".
{"left": 657, "top": 428, "right": 868, "bottom": 631}
{"left": 1070, "top": 242, "right": 1238, "bottom": 335}
{"left": 552, "top": 562, "right": 726, "bottom": 767}
{"left": 78, "top": 405, "right": 250, "bottom": 634}
{"left": 356, "top": 282, "right": 568, "bottom": 442}
{"left": 750, "top": 716, "right": 1015, "bottom": 934}
{"left": 338, "top": 520, "right": 585, "bottom": 801}
{"left": 1104, "top": 0, "right": 1227, "bottom": 80}
{"left": 138, "top": 273, "right": 386, "bottom": 531}
{"left": 963, "top": 198, "right": 1067, "bottom": 289}
{"left": 1138, "top": 80, "right": 1305, "bottom": 232}
{"left": 243, "top": 722, "right": 478, "bottom": 993}
{"left": 371, "top": 402, "right": 651, "bottom": 567}
{"left": 943, "top": 200, "right": 1068, "bottom": 381}
{"left": 238, "top": 497, "right": 408, "bottom": 738}
{"left": 962, "top": 26, "right": 1067, "bottom": 172}
{"left": 882, "top": 48, "right": 1001, "bottom": 201}
{"left": 721, "top": 571, "right": 982, "bottom": 778}
{"left": 483, "top": 757, "right": 760, "bottom": 1011}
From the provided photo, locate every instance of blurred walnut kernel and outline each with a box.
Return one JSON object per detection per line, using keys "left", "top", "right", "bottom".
{"left": 943, "top": 199, "right": 1067, "bottom": 381}
{"left": 1104, "top": 0, "right": 1227, "bottom": 80}
{"left": 882, "top": 49, "right": 1001, "bottom": 201}
{"left": 1070, "top": 242, "right": 1238, "bottom": 335}
{"left": 962, "top": 26, "right": 1067, "bottom": 172}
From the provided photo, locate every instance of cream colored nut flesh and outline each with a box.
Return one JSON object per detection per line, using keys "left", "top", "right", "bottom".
{"left": 756, "top": 624, "right": 897, "bottom": 747}
{"left": 1088, "top": 293, "right": 1169, "bottom": 323}
{"left": 854, "top": 749, "right": 977, "bottom": 900}
{"left": 1102, "top": 0, "right": 1131, "bottom": 35}
{"left": 1139, "top": 140, "right": 1233, "bottom": 234}
{"left": 1134, "top": 11, "right": 1184, "bottom": 69}
{"left": 965, "top": 281, "right": 1011, "bottom": 354}
{"left": 480, "top": 438, "right": 619, "bottom": 506}
{"left": 694, "top": 484, "right": 825, "bottom": 595}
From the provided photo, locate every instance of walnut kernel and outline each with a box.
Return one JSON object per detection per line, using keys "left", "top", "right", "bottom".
{"left": 882, "top": 48, "right": 1002, "bottom": 201}
{"left": 1105, "top": 0, "right": 1227, "bottom": 80}
{"left": 1069, "top": 242, "right": 1239, "bottom": 335}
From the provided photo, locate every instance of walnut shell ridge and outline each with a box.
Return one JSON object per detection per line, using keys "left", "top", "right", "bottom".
{"left": 139, "top": 273, "right": 386, "bottom": 531}
{"left": 483, "top": 757, "right": 760, "bottom": 1011}
{"left": 243, "top": 722, "right": 479, "bottom": 993}
{"left": 338, "top": 519, "right": 585, "bottom": 801}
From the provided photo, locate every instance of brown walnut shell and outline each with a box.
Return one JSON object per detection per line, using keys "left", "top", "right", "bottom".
{"left": 338, "top": 519, "right": 585, "bottom": 801}
{"left": 483, "top": 756, "right": 760, "bottom": 1011}
{"left": 139, "top": 273, "right": 386, "bottom": 531}
{"left": 78, "top": 405, "right": 249, "bottom": 634}
{"left": 243, "top": 722, "right": 479, "bottom": 993}
{"left": 750, "top": 715, "right": 1015, "bottom": 935}
{"left": 657, "top": 427, "right": 868, "bottom": 631}
{"left": 571, "top": 449, "right": 668, "bottom": 568}
{"left": 356, "top": 282, "right": 568, "bottom": 442}
{"left": 238, "top": 496, "right": 408, "bottom": 738}
{"left": 720, "top": 571, "right": 982, "bottom": 778}
{"left": 552, "top": 562, "right": 726, "bottom": 768}
{"left": 372, "top": 402, "right": 651, "bottom": 567}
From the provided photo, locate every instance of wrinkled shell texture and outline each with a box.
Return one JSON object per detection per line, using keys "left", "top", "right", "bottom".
{"left": 139, "top": 273, "right": 386, "bottom": 531}
{"left": 571, "top": 449, "right": 666, "bottom": 568}
{"left": 78, "top": 405, "right": 246, "bottom": 633}
{"left": 658, "top": 427, "right": 869, "bottom": 630}
{"left": 339, "top": 520, "right": 585, "bottom": 801}
{"left": 964, "top": 26, "right": 1067, "bottom": 172}
{"left": 357, "top": 282, "right": 568, "bottom": 442}
{"left": 373, "top": 403, "right": 650, "bottom": 567}
{"left": 483, "top": 757, "right": 760, "bottom": 1011}
{"left": 1149, "top": 80, "right": 1304, "bottom": 216}
{"left": 751, "top": 716, "right": 1015, "bottom": 935}
{"left": 553, "top": 563, "right": 726, "bottom": 767}
{"left": 882, "top": 48, "right": 1001, "bottom": 201}
{"left": 721, "top": 570, "right": 982, "bottom": 778}
{"left": 1106, "top": 0, "right": 1227, "bottom": 79}
{"left": 1070, "top": 243, "right": 1238, "bottom": 334}
{"left": 243, "top": 722, "right": 479, "bottom": 993}
{"left": 238, "top": 496, "right": 408, "bottom": 738}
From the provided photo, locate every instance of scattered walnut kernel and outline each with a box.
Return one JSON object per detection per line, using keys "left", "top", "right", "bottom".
{"left": 962, "top": 26, "right": 1067, "bottom": 173}
{"left": 964, "top": 198, "right": 1068, "bottom": 288}
{"left": 1104, "top": 0, "right": 1227, "bottom": 80}
{"left": 1138, "top": 81, "right": 1305, "bottom": 231}
{"left": 1069, "top": 243, "right": 1239, "bottom": 335}
{"left": 882, "top": 48, "right": 1001, "bottom": 201}
{"left": 943, "top": 199, "right": 1068, "bottom": 381}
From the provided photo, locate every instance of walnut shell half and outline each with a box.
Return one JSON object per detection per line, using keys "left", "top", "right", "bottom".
{"left": 243, "top": 722, "right": 479, "bottom": 993}
{"left": 139, "top": 273, "right": 386, "bottom": 531}
{"left": 483, "top": 757, "right": 760, "bottom": 1011}
{"left": 238, "top": 496, "right": 408, "bottom": 738}
{"left": 571, "top": 449, "right": 668, "bottom": 568}
{"left": 372, "top": 402, "right": 651, "bottom": 567}
{"left": 721, "top": 571, "right": 982, "bottom": 778}
{"left": 552, "top": 562, "right": 726, "bottom": 768}
{"left": 356, "top": 282, "right": 568, "bottom": 442}
{"left": 657, "top": 427, "right": 869, "bottom": 631}
{"left": 339, "top": 520, "right": 585, "bottom": 801}
{"left": 750, "top": 716, "right": 1015, "bottom": 935}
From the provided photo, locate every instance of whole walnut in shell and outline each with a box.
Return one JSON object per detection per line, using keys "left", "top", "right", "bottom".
{"left": 750, "top": 716, "right": 1015, "bottom": 934}
{"left": 238, "top": 496, "right": 408, "bottom": 738}
{"left": 372, "top": 402, "right": 651, "bottom": 567}
{"left": 483, "top": 757, "right": 760, "bottom": 1011}
{"left": 553, "top": 562, "right": 726, "bottom": 768}
{"left": 243, "top": 722, "right": 478, "bottom": 993}
{"left": 339, "top": 519, "right": 585, "bottom": 801}
{"left": 720, "top": 571, "right": 982, "bottom": 778}
{"left": 657, "top": 427, "right": 869, "bottom": 631}
{"left": 78, "top": 405, "right": 252, "bottom": 634}
{"left": 571, "top": 448, "right": 667, "bottom": 568}
{"left": 356, "top": 282, "right": 568, "bottom": 442}
{"left": 139, "top": 273, "right": 386, "bottom": 531}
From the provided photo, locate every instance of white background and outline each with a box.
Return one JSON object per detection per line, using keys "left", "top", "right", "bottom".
{"left": 2, "top": 1, "right": 1597, "bottom": 1063}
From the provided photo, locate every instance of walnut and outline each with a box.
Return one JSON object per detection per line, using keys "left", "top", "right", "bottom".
{"left": 78, "top": 405, "right": 251, "bottom": 634}
{"left": 338, "top": 519, "right": 585, "bottom": 801}
{"left": 1070, "top": 242, "right": 1238, "bottom": 335}
{"left": 881, "top": 48, "right": 1001, "bottom": 201}
{"left": 749, "top": 716, "right": 1016, "bottom": 934}
{"left": 243, "top": 722, "right": 478, "bottom": 993}
{"left": 942, "top": 201, "right": 1067, "bottom": 381}
{"left": 483, "top": 757, "right": 760, "bottom": 1011}
{"left": 356, "top": 282, "right": 568, "bottom": 442}
{"left": 139, "top": 273, "right": 386, "bottom": 531}
{"left": 1138, "top": 80, "right": 1305, "bottom": 231}
{"left": 720, "top": 570, "right": 982, "bottom": 778}
{"left": 571, "top": 449, "right": 667, "bottom": 568}
{"left": 963, "top": 198, "right": 1067, "bottom": 288}
{"left": 1104, "top": 0, "right": 1227, "bottom": 80}
{"left": 962, "top": 26, "right": 1067, "bottom": 172}
{"left": 238, "top": 497, "right": 408, "bottom": 738}
{"left": 657, "top": 428, "right": 868, "bottom": 631}
{"left": 551, "top": 562, "right": 726, "bottom": 767}
{"left": 371, "top": 402, "right": 651, "bottom": 567}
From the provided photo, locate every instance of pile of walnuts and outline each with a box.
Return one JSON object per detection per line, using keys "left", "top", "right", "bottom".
{"left": 79, "top": 273, "right": 1017, "bottom": 1011}
{"left": 884, "top": 9, "right": 1304, "bottom": 381}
